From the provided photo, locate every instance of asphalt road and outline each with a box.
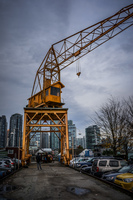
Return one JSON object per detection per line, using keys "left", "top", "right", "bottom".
{"left": 1, "top": 161, "right": 132, "bottom": 200}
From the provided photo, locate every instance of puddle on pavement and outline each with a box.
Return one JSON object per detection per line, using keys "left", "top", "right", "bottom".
{"left": 0, "top": 185, "right": 18, "bottom": 194}
{"left": 67, "top": 186, "right": 91, "bottom": 196}
{"left": 0, "top": 185, "right": 18, "bottom": 200}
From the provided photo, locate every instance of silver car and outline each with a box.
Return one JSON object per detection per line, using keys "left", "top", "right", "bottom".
{"left": 2, "top": 158, "right": 15, "bottom": 170}
{"left": 0, "top": 160, "right": 11, "bottom": 168}
{"left": 91, "top": 158, "right": 128, "bottom": 177}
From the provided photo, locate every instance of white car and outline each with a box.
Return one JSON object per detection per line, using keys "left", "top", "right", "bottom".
{"left": 69, "top": 157, "right": 90, "bottom": 168}
{"left": 0, "top": 160, "right": 11, "bottom": 168}
{"left": 91, "top": 158, "right": 128, "bottom": 177}
{"left": 69, "top": 157, "right": 80, "bottom": 167}
{"left": 2, "top": 158, "right": 15, "bottom": 170}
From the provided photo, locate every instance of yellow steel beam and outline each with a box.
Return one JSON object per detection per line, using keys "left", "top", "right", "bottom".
{"left": 22, "top": 107, "right": 69, "bottom": 166}
{"left": 31, "top": 4, "right": 133, "bottom": 97}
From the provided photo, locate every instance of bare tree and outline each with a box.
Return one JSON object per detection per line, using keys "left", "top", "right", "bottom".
{"left": 124, "top": 96, "right": 133, "bottom": 154}
{"left": 94, "top": 97, "right": 127, "bottom": 156}
{"left": 125, "top": 96, "right": 133, "bottom": 128}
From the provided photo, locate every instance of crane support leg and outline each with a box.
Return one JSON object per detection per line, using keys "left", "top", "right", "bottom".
{"left": 22, "top": 107, "right": 70, "bottom": 166}
{"left": 65, "top": 113, "right": 70, "bottom": 165}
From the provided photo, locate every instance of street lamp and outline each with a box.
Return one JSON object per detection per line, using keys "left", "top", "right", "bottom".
{"left": 18, "top": 130, "right": 20, "bottom": 169}
{"left": 72, "top": 134, "right": 74, "bottom": 168}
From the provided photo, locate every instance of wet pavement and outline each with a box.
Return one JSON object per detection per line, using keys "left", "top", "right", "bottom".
{"left": 0, "top": 185, "right": 17, "bottom": 200}
{"left": 0, "top": 161, "right": 132, "bottom": 200}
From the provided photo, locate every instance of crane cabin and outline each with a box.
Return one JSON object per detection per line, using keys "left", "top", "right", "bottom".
{"left": 28, "top": 81, "right": 65, "bottom": 108}
{"left": 45, "top": 81, "right": 65, "bottom": 108}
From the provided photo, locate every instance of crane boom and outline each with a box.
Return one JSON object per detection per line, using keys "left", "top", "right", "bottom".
{"left": 29, "top": 4, "right": 133, "bottom": 108}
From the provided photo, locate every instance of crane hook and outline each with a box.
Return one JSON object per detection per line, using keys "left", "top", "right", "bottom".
{"left": 76, "top": 72, "right": 81, "bottom": 77}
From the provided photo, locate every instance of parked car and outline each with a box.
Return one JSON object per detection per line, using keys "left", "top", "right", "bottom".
{"left": 80, "top": 166, "right": 92, "bottom": 173}
{"left": 0, "top": 160, "right": 12, "bottom": 175}
{"left": 102, "top": 165, "right": 133, "bottom": 182}
{"left": 75, "top": 157, "right": 95, "bottom": 169}
{"left": 12, "top": 158, "right": 22, "bottom": 169}
{"left": 76, "top": 156, "right": 114, "bottom": 170}
{"left": 2, "top": 158, "right": 15, "bottom": 170}
{"left": 0, "top": 160, "right": 11, "bottom": 168}
{"left": 128, "top": 156, "right": 133, "bottom": 164}
{"left": 115, "top": 168, "right": 133, "bottom": 191}
{"left": 69, "top": 157, "right": 81, "bottom": 167}
{"left": 0, "top": 167, "right": 12, "bottom": 175}
{"left": 69, "top": 157, "right": 90, "bottom": 168}
{"left": 91, "top": 158, "right": 128, "bottom": 177}
{"left": 0, "top": 170, "right": 6, "bottom": 178}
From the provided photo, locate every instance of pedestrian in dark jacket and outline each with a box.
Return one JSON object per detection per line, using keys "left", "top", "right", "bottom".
{"left": 36, "top": 153, "right": 42, "bottom": 170}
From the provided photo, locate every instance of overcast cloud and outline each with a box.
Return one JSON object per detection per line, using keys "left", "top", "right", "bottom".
{"left": 0, "top": 0, "right": 133, "bottom": 136}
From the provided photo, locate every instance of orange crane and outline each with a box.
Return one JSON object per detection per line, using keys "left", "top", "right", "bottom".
{"left": 22, "top": 4, "right": 133, "bottom": 166}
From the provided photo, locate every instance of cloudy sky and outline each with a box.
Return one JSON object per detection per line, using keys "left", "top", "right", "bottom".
{"left": 0, "top": 0, "right": 133, "bottom": 136}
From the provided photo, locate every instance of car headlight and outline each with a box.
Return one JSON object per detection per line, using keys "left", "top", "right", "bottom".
{"left": 76, "top": 164, "right": 81, "bottom": 167}
{"left": 106, "top": 176, "right": 114, "bottom": 181}
{"left": 123, "top": 178, "right": 133, "bottom": 183}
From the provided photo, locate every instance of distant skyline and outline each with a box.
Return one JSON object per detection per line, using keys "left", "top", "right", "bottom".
{"left": 0, "top": 0, "right": 133, "bottom": 136}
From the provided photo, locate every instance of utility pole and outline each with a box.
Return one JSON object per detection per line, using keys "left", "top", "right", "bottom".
{"left": 18, "top": 130, "right": 20, "bottom": 169}
{"left": 72, "top": 134, "right": 74, "bottom": 168}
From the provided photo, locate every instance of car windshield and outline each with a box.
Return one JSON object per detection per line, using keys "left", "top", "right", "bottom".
{"left": 128, "top": 168, "right": 133, "bottom": 174}
{"left": 71, "top": 158, "right": 79, "bottom": 162}
{"left": 78, "top": 158, "right": 85, "bottom": 162}
{"left": 87, "top": 158, "right": 94, "bottom": 162}
{"left": 118, "top": 165, "right": 131, "bottom": 173}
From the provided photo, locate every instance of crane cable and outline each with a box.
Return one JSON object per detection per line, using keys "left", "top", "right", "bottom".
{"left": 76, "top": 57, "right": 81, "bottom": 77}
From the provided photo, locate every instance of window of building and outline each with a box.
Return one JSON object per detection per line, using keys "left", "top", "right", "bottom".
{"left": 8, "top": 150, "right": 14, "bottom": 154}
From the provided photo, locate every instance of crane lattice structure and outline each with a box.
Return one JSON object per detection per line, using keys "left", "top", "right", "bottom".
{"left": 22, "top": 4, "right": 133, "bottom": 166}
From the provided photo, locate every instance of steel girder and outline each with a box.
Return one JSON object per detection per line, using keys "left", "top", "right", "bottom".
{"left": 31, "top": 4, "right": 133, "bottom": 97}
{"left": 22, "top": 107, "right": 69, "bottom": 166}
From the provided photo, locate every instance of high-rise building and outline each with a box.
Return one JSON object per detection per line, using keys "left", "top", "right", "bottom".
{"left": 68, "top": 120, "right": 76, "bottom": 149}
{"left": 50, "top": 120, "right": 76, "bottom": 150}
{"left": 83, "top": 136, "right": 86, "bottom": 149}
{"left": 40, "top": 132, "right": 49, "bottom": 148}
{"left": 76, "top": 137, "right": 84, "bottom": 148}
{"left": 30, "top": 132, "right": 40, "bottom": 149}
{"left": 0, "top": 115, "right": 7, "bottom": 148}
{"left": 85, "top": 125, "right": 100, "bottom": 150}
{"left": 50, "top": 127, "right": 61, "bottom": 150}
{"left": 49, "top": 120, "right": 61, "bottom": 151}
{"left": 9, "top": 113, "right": 23, "bottom": 147}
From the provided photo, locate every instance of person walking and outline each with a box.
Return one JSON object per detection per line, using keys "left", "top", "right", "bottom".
{"left": 36, "top": 153, "right": 42, "bottom": 170}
